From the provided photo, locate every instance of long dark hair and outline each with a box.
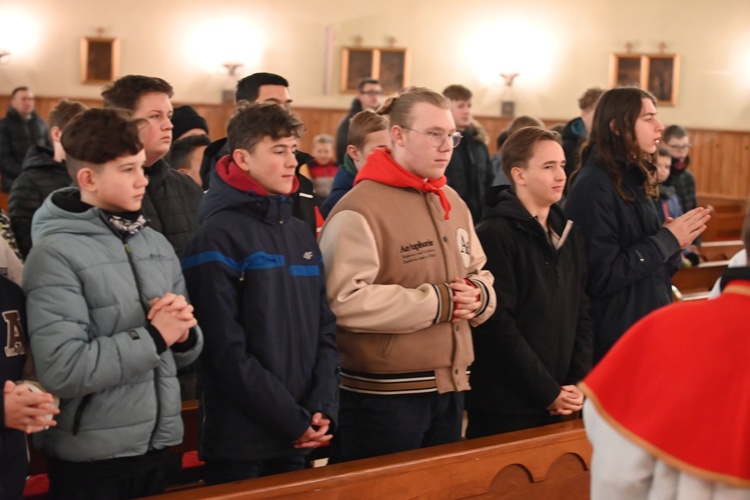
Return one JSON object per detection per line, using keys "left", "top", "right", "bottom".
{"left": 570, "top": 87, "right": 659, "bottom": 201}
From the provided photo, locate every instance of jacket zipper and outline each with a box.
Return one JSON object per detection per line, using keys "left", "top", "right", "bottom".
{"left": 123, "top": 241, "right": 162, "bottom": 450}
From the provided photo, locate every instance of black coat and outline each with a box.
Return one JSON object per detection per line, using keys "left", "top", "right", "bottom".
{"left": 141, "top": 159, "right": 203, "bottom": 258}
{"left": 561, "top": 117, "right": 586, "bottom": 187}
{"left": 0, "top": 108, "right": 52, "bottom": 192}
{"left": 335, "top": 98, "right": 363, "bottom": 163}
{"left": 200, "top": 138, "right": 318, "bottom": 236}
{"left": 467, "top": 187, "right": 592, "bottom": 416}
{"left": 8, "top": 146, "right": 72, "bottom": 258}
{"left": 565, "top": 155, "right": 682, "bottom": 362}
{"left": 444, "top": 127, "right": 493, "bottom": 224}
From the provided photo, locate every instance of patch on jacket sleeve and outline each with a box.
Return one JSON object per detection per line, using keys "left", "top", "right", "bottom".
{"left": 128, "top": 329, "right": 140, "bottom": 340}
{"left": 456, "top": 228, "right": 471, "bottom": 268}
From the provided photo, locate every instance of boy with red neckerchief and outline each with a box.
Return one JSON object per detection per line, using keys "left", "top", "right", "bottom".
{"left": 182, "top": 103, "right": 338, "bottom": 485}
{"left": 319, "top": 87, "right": 496, "bottom": 463}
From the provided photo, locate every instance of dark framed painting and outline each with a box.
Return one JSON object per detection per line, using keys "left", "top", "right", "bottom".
{"left": 610, "top": 53, "right": 680, "bottom": 106}
{"left": 610, "top": 54, "right": 645, "bottom": 87}
{"left": 645, "top": 55, "right": 680, "bottom": 106}
{"left": 80, "top": 37, "right": 119, "bottom": 84}
{"left": 341, "top": 47, "right": 409, "bottom": 93}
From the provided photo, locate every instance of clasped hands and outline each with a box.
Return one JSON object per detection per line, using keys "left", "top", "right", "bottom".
{"left": 450, "top": 278, "right": 481, "bottom": 323}
{"left": 294, "top": 412, "right": 332, "bottom": 449}
{"left": 147, "top": 293, "right": 198, "bottom": 347}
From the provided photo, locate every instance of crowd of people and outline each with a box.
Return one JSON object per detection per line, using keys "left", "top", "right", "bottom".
{"left": 0, "top": 69, "right": 744, "bottom": 500}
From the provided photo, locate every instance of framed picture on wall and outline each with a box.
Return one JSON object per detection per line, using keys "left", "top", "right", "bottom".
{"left": 645, "top": 55, "right": 680, "bottom": 106}
{"left": 80, "top": 37, "right": 119, "bottom": 84}
{"left": 610, "top": 54, "right": 645, "bottom": 87}
{"left": 609, "top": 53, "right": 680, "bottom": 106}
{"left": 341, "top": 47, "right": 410, "bottom": 93}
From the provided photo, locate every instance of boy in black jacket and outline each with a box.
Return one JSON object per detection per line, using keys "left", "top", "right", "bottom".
{"left": 466, "top": 126, "right": 592, "bottom": 437}
{"left": 183, "top": 103, "right": 338, "bottom": 485}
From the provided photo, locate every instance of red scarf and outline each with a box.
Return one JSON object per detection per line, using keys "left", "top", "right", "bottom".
{"left": 354, "top": 148, "right": 451, "bottom": 220}
{"left": 580, "top": 281, "right": 750, "bottom": 487}
{"left": 215, "top": 154, "right": 299, "bottom": 195}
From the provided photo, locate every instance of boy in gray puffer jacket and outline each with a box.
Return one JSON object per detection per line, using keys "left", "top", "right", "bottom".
{"left": 23, "top": 108, "right": 203, "bottom": 500}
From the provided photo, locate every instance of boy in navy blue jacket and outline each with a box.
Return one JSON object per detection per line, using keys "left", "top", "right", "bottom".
{"left": 1, "top": 275, "right": 59, "bottom": 499}
{"left": 182, "top": 103, "right": 339, "bottom": 485}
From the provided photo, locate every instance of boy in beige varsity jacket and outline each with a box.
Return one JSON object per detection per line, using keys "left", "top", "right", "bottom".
{"left": 319, "top": 87, "right": 495, "bottom": 462}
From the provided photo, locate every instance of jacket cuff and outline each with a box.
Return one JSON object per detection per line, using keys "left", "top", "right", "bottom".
{"left": 465, "top": 278, "right": 492, "bottom": 317}
{"left": 145, "top": 324, "right": 167, "bottom": 355}
{"left": 432, "top": 283, "right": 454, "bottom": 323}
{"left": 653, "top": 227, "right": 682, "bottom": 263}
{"left": 171, "top": 328, "right": 197, "bottom": 353}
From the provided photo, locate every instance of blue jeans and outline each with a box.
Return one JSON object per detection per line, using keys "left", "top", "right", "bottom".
{"left": 329, "top": 390, "right": 464, "bottom": 463}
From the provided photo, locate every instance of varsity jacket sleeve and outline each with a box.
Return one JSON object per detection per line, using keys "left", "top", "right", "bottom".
{"left": 475, "top": 225, "right": 561, "bottom": 408}
{"left": 182, "top": 231, "right": 313, "bottom": 442}
{"left": 565, "top": 174, "right": 682, "bottom": 298}
{"left": 301, "top": 257, "right": 339, "bottom": 426}
{"left": 321, "top": 210, "right": 454, "bottom": 333}
{"left": 565, "top": 230, "right": 593, "bottom": 385}
{"left": 23, "top": 246, "right": 164, "bottom": 399}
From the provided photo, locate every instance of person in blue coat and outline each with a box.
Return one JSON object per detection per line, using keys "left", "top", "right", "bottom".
{"left": 183, "top": 103, "right": 339, "bottom": 485}
{"left": 565, "top": 87, "right": 710, "bottom": 363}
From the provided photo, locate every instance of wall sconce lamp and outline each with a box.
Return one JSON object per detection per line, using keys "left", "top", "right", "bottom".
{"left": 500, "top": 72, "right": 519, "bottom": 87}
{"left": 499, "top": 72, "right": 519, "bottom": 117}
{"left": 222, "top": 62, "right": 243, "bottom": 77}
{"left": 221, "top": 62, "right": 244, "bottom": 104}
{"left": 0, "top": 49, "right": 11, "bottom": 65}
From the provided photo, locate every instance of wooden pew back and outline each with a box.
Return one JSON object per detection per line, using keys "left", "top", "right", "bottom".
{"left": 672, "top": 260, "right": 728, "bottom": 297}
{"left": 152, "top": 420, "right": 591, "bottom": 500}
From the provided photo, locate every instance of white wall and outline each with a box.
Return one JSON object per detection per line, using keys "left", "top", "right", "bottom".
{"left": 1, "top": 0, "right": 749, "bottom": 129}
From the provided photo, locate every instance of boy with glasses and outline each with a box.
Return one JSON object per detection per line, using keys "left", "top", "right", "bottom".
{"left": 335, "top": 78, "right": 383, "bottom": 161}
{"left": 662, "top": 125, "right": 697, "bottom": 216}
{"left": 320, "top": 87, "right": 495, "bottom": 462}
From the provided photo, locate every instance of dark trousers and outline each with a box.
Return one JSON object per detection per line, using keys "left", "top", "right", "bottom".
{"left": 47, "top": 456, "right": 167, "bottom": 500}
{"left": 329, "top": 390, "right": 464, "bottom": 463}
{"left": 204, "top": 454, "right": 308, "bottom": 485}
{"left": 465, "top": 410, "right": 562, "bottom": 439}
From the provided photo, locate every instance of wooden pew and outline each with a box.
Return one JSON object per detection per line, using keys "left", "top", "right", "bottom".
{"left": 700, "top": 240, "right": 744, "bottom": 262}
{"left": 702, "top": 213, "right": 745, "bottom": 241}
{"left": 672, "top": 260, "right": 728, "bottom": 299}
{"left": 151, "top": 420, "right": 591, "bottom": 500}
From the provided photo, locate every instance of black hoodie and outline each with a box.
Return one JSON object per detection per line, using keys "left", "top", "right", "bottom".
{"left": 466, "top": 186, "right": 592, "bottom": 419}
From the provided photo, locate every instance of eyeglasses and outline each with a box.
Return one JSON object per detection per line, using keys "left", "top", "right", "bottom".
{"left": 667, "top": 143, "right": 691, "bottom": 151}
{"left": 361, "top": 90, "right": 383, "bottom": 96}
{"left": 402, "top": 127, "right": 462, "bottom": 148}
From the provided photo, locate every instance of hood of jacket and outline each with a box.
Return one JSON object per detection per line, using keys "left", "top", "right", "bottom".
{"left": 465, "top": 120, "right": 489, "bottom": 145}
{"left": 481, "top": 184, "right": 570, "bottom": 241}
{"left": 21, "top": 145, "right": 65, "bottom": 172}
{"left": 348, "top": 98, "right": 364, "bottom": 115}
{"left": 562, "top": 117, "right": 587, "bottom": 141}
{"left": 199, "top": 155, "right": 296, "bottom": 225}
{"left": 32, "top": 188, "right": 117, "bottom": 244}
